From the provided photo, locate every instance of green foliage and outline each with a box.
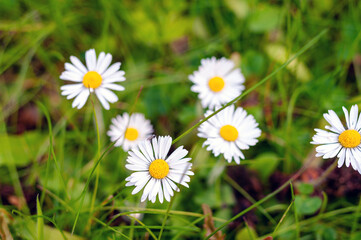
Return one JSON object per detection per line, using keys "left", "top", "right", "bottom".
{"left": 36, "top": 196, "right": 44, "bottom": 240}
{"left": 297, "top": 183, "right": 314, "bottom": 195}
{"left": 295, "top": 195, "right": 322, "bottom": 215}
{"left": 249, "top": 152, "right": 280, "bottom": 182}
{"left": 318, "top": 225, "right": 337, "bottom": 240}
{"left": 1, "top": 0, "right": 361, "bottom": 239}
{"left": 13, "top": 217, "right": 85, "bottom": 240}
{"left": 0, "top": 131, "right": 46, "bottom": 167}
{"left": 295, "top": 183, "right": 322, "bottom": 215}
{"left": 236, "top": 226, "right": 257, "bottom": 240}
{"left": 248, "top": 4, "right": 283, "bottom": 33}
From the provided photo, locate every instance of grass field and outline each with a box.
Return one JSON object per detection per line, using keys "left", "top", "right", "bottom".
{"left": 1, "top": 0, "right": 361, "bottom": 239}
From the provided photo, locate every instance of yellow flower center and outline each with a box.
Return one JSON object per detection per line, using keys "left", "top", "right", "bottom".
{"left": 149, "top": 159, "right": 169, "bottom": 179}
{"left": 338, "top": 129, "right": 361, "bottom": 148}
{"left": 208, "top": 76, "right": 225, "bottom": 92}
{"left": 82, "top": 71, "right": 102, "bottom": 89}
{"left": 124, "top": 128, "right": 139, "bottom": 141}
{"left": 220, "top": 125, "right": 239, "bottom": 142}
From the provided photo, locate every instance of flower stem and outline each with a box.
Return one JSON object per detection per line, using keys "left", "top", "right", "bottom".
{"left": 87, "top": 95, "right": 102, "bottom": 231}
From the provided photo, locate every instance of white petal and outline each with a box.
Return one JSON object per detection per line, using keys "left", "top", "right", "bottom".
{"left": 166, "top": 147, "right": 188, "bottom": 164}
{"left": 103, "top": 71, "right": 126, "bottom": 83}
{"left": 159, "top": 136, "right": 172, "bottom": 159}
{"left": 60, "top": 71, "right": 83, "bottom": 82}
{"left": 95, "top": 52, "right": 106, "bottom": 72}
{"left": 162, "top": 180, "right": 171, "bottom": 202}
{"left": 71, "top": 90, "right": 89, "bottom": 109}
{"left": 324, "top": 110, "right": 345, "bottom": 133}
{"left": 152, "top": 137, "right": 159, "bottom": 159}
{"left": 149, "top": 180, "right": 161, "bottom": 202}
{"left": 165, "top": 178, "right": 179, "bottom": 192}
{"left": 60, "top": 83, "right": 83, "bottom": 91}
{"left": 125, "top": 164, "right": 148, "bottom": 171}
{"left": 97, "top": 88, "right": 118, "bottom": 103}
{"left": 131, "top": 175, "right": 151, "bottom": 194}
{"left": 85, "top": 49, "right": 97, "bottom": 71}
{"left": 65, "top": 87, "right": 84, "bottom": 100}
{"left": 102, "top": 62, "right": 121, "bottom": 79}
{"left": 345, "top": 148, "right": 351, "bottom": 167}
{"left": 350, "top": 105, "right": 359, "bottom": 129}
{"left": 95, "top": 89, "right": 110, "bottom": 110}
{"left": 65, "top": 63, "right": 84, "bottom": 75}
{"left": 98, "top": 53, "right": 112, "bottom": 75}
{"left": 141, "top": 178, "right": 156, "bottom": 202}
{"left": 70, "top": 56, "right": 88, "bottom": 73}
{"left": 158, "top": 181, "right": 164, "bottom": 203}
{"left": 102, "top": 83, "right": 125, "bottom": 91}
{"left": 337, "top": 148, "right": 346, "bottom": 167}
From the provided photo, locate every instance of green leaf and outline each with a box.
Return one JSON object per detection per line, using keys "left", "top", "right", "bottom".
{"left": 0, "top": 131, "right": 46, "bottom": 166}
{"left": 321, "top": 226, "right": 337, "bottom": 240}
{"left": 278, "top": 229, "right": 297, "bottom": 240}
{"left": 242, "top": 50, "right": 267, "bottom": 76}
{"left": 249, "top": 152, "right": 279, "bottom": 182}
{"left": 178, "top": 105, "right": 197, "bottom": 124}
{"left": 130, "top": 9, "right": 158, "bottom": 45}
{"left": 194, "top": 185, "right": 220, "bottom": 208}
{"left": 295, "top": 195, "right": 322, "bottom": 215}
{"left": 236, "top": 226, "right": 258, "bottom": 240}
{"left": 194, "top": 181, "right": 234, "bottom": 208}
{"left": 144, "top": 86, "right": 170, "bottom": 117}
{"left": 161, "top": 13, "right": 192, "bottom": 43}
{"left": 248, "top": 5, "right": 283, "bottom": 33}
{"left": 297, "top": 183, "right": 314, "bottom": 195}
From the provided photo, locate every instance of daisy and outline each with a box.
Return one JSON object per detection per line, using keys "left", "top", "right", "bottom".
{"left": 311, "top": 104, "right": 361, "bottom": 173}
{"left": 125, "top": 136, "right": 193, "bottom": 203}
{"left": 198, "top": 105, "right": 261, "bottom": 164}
{"left": 189, "top": 57, "right": 245, "bottom": 109}
{"left": 107, "top": 112, "right": 154, "bottom": 151}
{"left": 60, "top": 49, "right": 125, "bottom": 110}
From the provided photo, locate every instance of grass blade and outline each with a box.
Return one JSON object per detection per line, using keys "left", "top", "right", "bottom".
{"left": 36, "top": 195, "right": 44, "bottom": 240}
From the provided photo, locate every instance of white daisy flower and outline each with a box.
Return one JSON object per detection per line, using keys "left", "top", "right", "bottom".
{"left": 311, "top": 104, "right": 361, "bottom": 173}
{"left": 189, "top": 57, "right": 245, "bottom": 109}
{"left": 60, "top": 49, "right": 125, "bottom": 110}
{"left": 125, "top": 136, "right": 193, "bottom": 203}
{"left": 107, "top": 112, "right": 154, "bottom": 151}
{"left": 198, "top": 105, "right": 261, "bottom": 164}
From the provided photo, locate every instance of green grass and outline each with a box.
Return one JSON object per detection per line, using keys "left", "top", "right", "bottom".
{"left": 1, "top": 0, "right": 361, "bottom": 239}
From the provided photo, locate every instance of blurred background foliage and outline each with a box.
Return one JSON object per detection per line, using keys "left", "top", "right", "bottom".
{"left": 1, "top": 0, "right": 361, "bottom": 239}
